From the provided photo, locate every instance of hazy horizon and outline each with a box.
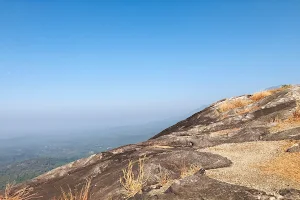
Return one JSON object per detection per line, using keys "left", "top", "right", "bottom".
{"left": 1, "top": 1, "right": 300, "bottom": 137}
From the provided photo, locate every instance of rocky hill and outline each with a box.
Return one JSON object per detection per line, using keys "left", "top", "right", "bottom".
{"left": 6, "top": 85, "right": 300, "bottom": 199}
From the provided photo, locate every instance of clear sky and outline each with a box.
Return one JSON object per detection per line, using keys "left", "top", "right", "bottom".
{"left": 0, "top": 0, "right": 300, "bottom": 135}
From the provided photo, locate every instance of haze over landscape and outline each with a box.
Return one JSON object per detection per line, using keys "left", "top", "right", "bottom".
{"left": 0, "top": 1, "right": 300, "bottom": 198}
{"left": 1, "top": 0, "right": 300, "bottom": 137}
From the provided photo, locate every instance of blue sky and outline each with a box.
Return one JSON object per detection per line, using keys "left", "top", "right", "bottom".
{"left": 0, "top": 0, "right": 300, "bottom": 134}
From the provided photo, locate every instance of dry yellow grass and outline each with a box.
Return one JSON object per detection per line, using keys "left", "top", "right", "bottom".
{"left": 258, "top": 142, "right": 300, "bottom": 183}
{"left": 250, "top": 91, "right": 273, "bottom": 102}
{"left": 120, "top": 157, "right": 146, "bottom": 199}
{"left": 219, "top": 99, "right": 252, "bottom": 113}
{"left": 0, "top": 184, "right": 39, "bottom": 200}
{"left": 250, "top": 85, "right": 292, "bottom": 102}
{"left": 269, "top": 87, "right": 286, "bottom": 93}
{"left": 54, "top": 179, "right": 91, "bottom": 200}
{"left": 250, "top": 85, "right": 292, "bottom": 101}
{"left": 265, "top": 85, "right": 292, "bottom": 95}
{"left": 219, "top": 85, "right": 292, "bottom": 114}
{"left": 180, "top": 164, "right": 201, "bottom": 178}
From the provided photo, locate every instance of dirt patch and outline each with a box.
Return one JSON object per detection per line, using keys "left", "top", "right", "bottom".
{"left": 199, "top": 140, "right": 300, "bottom": 194}
{"left": 258, "top": 141, "right": 300, "bottom": 183}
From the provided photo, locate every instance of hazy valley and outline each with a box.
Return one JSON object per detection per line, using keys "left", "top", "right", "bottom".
{"left": 0, "top": 116, "right": 187, "bottom": 189}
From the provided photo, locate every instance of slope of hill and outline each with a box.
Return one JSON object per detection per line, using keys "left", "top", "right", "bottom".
{"left": 6, "top": 85, "right": 300, "bottom": 200}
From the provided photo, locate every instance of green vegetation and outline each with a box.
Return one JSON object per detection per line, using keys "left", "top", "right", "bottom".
{"left": 281, "top": 84, "right": 292, "bottom": 89}
{"left": 0, "top": 157, "right": 73, "bottom": 189}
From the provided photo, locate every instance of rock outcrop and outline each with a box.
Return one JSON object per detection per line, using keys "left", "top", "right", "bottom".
{"left": 11, "top": 85, "right": 300, "bottom": 199}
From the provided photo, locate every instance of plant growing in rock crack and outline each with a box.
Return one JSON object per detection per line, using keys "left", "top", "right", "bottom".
{"left": 120, "top": 156, "right": 146, "bottom": 199}
{"left": 0, "top": 183, "right": 39, "bottom": 200}
{"left": 54, "top": 178, "right": 92, "bottom": 200}
{"left": 158, "top": 172, "right": 171, "bottom": 186}
{"left": 155, "top": 164, "right": 171, "bottom": 186}
{"left": 180, "top": 162, "right": 202, "bottom": 178}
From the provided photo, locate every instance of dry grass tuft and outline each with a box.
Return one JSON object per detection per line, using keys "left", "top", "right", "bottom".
{"left": 158, "top": 172, "right": 170, "bottom": 186}
{"left": 250, "top": 86, "right": 290, "bottom": 102}
{"left": 0, "top": 184, "right": 39, "bottom": 200}
{"left": 250, "top": 91, "right": 273, "bottom": 102}
{"left": 219, "top": 85, "right": 292, "bottom": 114}
{"left": 219, "top": 99, "right": 252, "bottom": 113}
{"left": 120, "top": 157, "right": 146, "bottom": 199}
{"left": 55, "top": 179, "right": 92, "bottom": 200}
{"left": 258, "top": 142, "right": 300, "bottom": 183}
{"left": 250, "top": 86, "right": 290, "bottom": 103}
{"left": 180, "top": 164, "right": 201, "bottom": 178}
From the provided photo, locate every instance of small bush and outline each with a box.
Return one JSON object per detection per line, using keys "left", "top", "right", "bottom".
{"left": 250, "top": 91, "right": 273, "bottom": 102}
{"left": 281, "top": 84, "right": 292, "bottom": 89}
{"left": 120, "top": 157, "right": 146, "bottom": 199}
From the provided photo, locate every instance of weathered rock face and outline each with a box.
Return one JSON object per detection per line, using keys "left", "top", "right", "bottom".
{"left": 13, "top": 85, "right": 300, "bottom": 199}
{"left": 286, "top": 143, "right": 300, "bottom": 153}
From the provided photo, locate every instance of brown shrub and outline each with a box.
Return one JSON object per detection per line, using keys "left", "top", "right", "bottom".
{"left": 250, "top": 91, "right": 273, "bottom": 101}
{"left": 219, "top": 99, "right": 252, "bottom": 113}
{"left": 120, "top": 157, "right": 146, "bottom": 199}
